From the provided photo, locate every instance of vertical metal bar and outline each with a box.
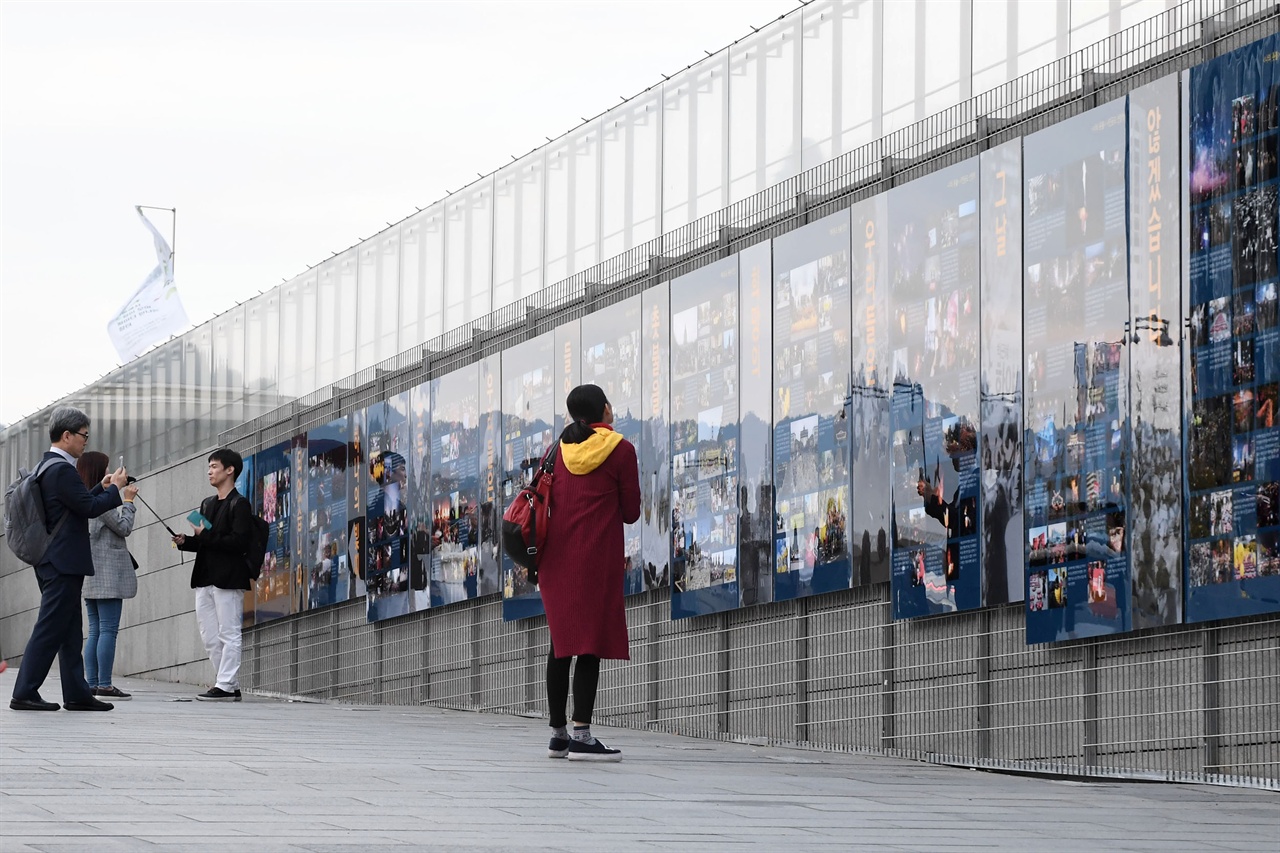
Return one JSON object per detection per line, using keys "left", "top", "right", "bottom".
{"left": 330, "top": 607, "right": 340, "bottom": 700}
{"left": 1203, "top": 628, "right": 1220, "bottom": 774}
{"left": 880, "top": 610, "right": 895, "bottom": 751}
{"left": 470, "top": 602, "right": 482, "bottom": 709}
{"left": 716, "top": 612, "right": 730, "bottom": 734}
{"left": 374, "top": 624, "right": 385, "bottom": 705}
{"left": 795, "top": 598, "right": 810, "bottom": 743}
{"left": 976, "top": 609, "right": 992, "bottom": 759}
{"left": 1083, "top": 644, "right": 1099, "bottom": 768}
{"left": 647, "top": 593, "right": 660, "bottom": 725}
{"left": 526, "top": 620, "right": 538, "bottom": 713}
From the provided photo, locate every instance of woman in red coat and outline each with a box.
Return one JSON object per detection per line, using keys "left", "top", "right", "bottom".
{"left": 539, "top": 384, "right": 641, "bottom": 762}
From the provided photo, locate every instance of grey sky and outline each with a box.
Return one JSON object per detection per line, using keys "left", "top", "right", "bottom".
{"left": 0, "top": 0, "right": 796, "bottom": 426}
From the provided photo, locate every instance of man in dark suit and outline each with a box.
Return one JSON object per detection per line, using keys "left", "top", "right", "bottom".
{"left": 11, "top": 406, "right": 128, "bottom": 712}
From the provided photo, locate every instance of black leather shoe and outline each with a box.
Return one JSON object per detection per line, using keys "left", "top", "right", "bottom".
{"left": 63, "top": 697, "right": 114, "bottom": 711}
{"left": 10, "top": 696, "right": 60, "bottom": 711}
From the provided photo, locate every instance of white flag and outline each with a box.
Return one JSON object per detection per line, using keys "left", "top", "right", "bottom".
{"left": 107, "top": 207, "right": 190, "bottom": 362}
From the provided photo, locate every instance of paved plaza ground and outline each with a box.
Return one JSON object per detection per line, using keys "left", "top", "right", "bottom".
{"left": 1, "top": 674, "right": 1277, "bottom": 852}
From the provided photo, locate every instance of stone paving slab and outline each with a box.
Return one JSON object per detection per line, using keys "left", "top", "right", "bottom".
{"left": 1, "top": 674, "right": 1277, "bottom": 852}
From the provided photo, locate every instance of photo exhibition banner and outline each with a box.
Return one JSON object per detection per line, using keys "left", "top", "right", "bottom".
{"left": 583, "top": 296, "right": 646, "bottom": 595}
{"left": 252, "top": 439, "right": 295, "bottom": 625}
{"left": 1185, "top": 35, "right": 1280, "bottom": 621}
{"left": 980, "top": 140, "right": 1025, "bottom": 607}
{"left": 771, "top": 210, "right": 853, "bottom": 602}
{"left": 1129, "top": 74, "right": 1184, "bottom": 629}
{"left": 670, "top": 258, "right": 742, "bottom": 618}
{"left": 501, "top": 332, "right": 556, "bottom": 621}
{"left": 641, "top": 284, "right": 672, "bottom": 593}
{"left": 479, "top": 353, "right": 504, "bottom": 600}
{"left": 408, "top": 382, "right": 431, "bottom": 612}
{"left": 1023, "top": 97, "right": 1132, "bottom": 644}
{"left": 738, "top": 241, "right": 774, "bottom": 606}
{"left": 888, "top": 158, "right": 983, "bottom": 620}
{"left": 849, "top": 194, "right": 892, "bottom": 590}
{"left": 430, "top": 364, "right": 482, "bottom": 608}
{"left": 364, "top": 392, "right": 412, "bottom": 622}
{"left": 347, "top": 407, "right": 368, "bottom": 606}
{"left": 305, "top": 416, "right": 350, "bottom": 611}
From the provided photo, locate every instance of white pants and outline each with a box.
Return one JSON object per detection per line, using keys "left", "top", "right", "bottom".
{"left": 195, "top": 586, "right": 242, "bottom": 691}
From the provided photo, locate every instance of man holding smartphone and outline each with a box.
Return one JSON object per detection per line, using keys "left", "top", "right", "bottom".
{"left": 172, "top": 448, "right": 253, "bottom": 702}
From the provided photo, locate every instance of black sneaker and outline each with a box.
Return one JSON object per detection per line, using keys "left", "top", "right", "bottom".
{"left": 95, "top": 686, "right": 131, "bottom": 700}
{"left": 195, "top": 687, "right": 239, "bottom": 702}
{"left": 548, "top": 736, "right": 571, "bottom": 759}
{"left": 566, "top": 737, "right": 622, "bottom": 762}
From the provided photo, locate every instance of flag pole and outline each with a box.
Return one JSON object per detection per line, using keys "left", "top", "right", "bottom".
{"left": 137, "top": 205, "right": 176, "bottom": 273}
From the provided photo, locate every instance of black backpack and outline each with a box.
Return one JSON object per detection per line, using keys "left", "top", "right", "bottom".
{"left": 206, "top": 493, "right": 270, "bottom": 581}
{"left": 236, "top": 495, "right": 271, "bottom": 581}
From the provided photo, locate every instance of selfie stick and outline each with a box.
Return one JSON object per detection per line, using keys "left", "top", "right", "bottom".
{"left": 130, "top": 490, "right": 178, "bottom": 538}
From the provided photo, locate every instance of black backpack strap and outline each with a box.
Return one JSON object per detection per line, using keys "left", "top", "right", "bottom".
{"left": 34, "top": 457, "right": 73, "bottom": 538}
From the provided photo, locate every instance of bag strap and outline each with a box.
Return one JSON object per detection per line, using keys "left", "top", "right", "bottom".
{"left": 33, "top": 457, "right": 72, "bottom": 539}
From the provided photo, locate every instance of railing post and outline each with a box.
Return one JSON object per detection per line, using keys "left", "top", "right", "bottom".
{"left": 794, "top": 598, "right": 810, "bottom": 743}
{"left": 1203, "top": 628, "right": 1221, "bottom": 774}
{"left": 1083, "top": 644, "right": 1100, "bottom": 767}
{"left": 716, "top": 612, "right": 730, "bottom": 734}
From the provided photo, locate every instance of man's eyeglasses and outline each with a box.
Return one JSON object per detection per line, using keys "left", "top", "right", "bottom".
{"left": 74, "top": 432, "right": 89, "bottom": 440}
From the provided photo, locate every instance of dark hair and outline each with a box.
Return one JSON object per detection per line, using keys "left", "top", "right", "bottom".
{"left": 48, "top": 406, "right": 90, "bottom": 443}
{"left": 559, "top": 384, "right": 609, "bottom": 445}
{"left": 77, "top": 451, "right": 110, "bottom": 490}
{"left": 208, "top": 448, "right": 243, "bottom": 480}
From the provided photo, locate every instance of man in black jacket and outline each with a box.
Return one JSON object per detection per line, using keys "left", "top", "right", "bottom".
{"left": 174, "top": 448, "right": 253, "bottom": 702}
{"left": 11, "top": 407, "right": 127, "bottom": 712}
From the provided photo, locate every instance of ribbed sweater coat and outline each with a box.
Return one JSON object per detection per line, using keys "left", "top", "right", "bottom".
{"left": 538, "top": 425, "right": 641, "bottom": 660}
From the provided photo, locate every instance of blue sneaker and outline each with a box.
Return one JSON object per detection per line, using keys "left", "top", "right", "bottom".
{"left": 567, "top": 737, "right": 622, "bottom": 762}
{"left": 548, "top": 736, "right": 571, "bottom": 759}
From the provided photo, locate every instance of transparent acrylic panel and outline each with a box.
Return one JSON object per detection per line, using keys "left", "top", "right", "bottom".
{"left": 304, "top": 416, "right": 350, "bottom": 611}
{"left": 662, "top": 54, "right": 728, "bottom": 234}
{"left": 252, "top": 439, "right": 296, "bottom": 625}
{"left": 494, "top": 161, "right": 520, "bottom": 309}
{"left": 545, "top": 139, "right": 570, "bottom": 287}
{"left": 582, "top": 295, "right": 645, "bottom": 596}
{"left": 570, "top": 124, "right": 600, "bottom": 278}
{"left": 478, "top": 353, "right": 502, "bottom": 599}
{"left": 980, "top": 139, "right": 1025, "bottom": 607}
{"left": 729, "top": 21, "right": 801, "bottom": 204}
{"left": 553, "top": 320, "right": 581, "bottom": 436}
{"left": 771, "top": 211, "right": 854, "bottom": 602}
{"left": 501, "top": 332, "right": 555, "bottom": 621}
{"left": 887, "top": 158, "right": 983, "bottom": 620}
{"left": 337, "top": 250, "right": 358, "bottom": 381}
{"left": 358, "top": 241, "right": 379, "bottom": 369}
{"left": 670, "top": 257, "right": 741, "bottom": 619}
{"left": 430, "top": 362, "right": 482, "bottom": 607}
{"left": 445, "top": 179, "right": 494, "bottom": 330}
{"left": 849, "top": 193, "right": 892, "bottom": 588}
{"left": 347, "top": 407, "right": 367, "bottom": 602}
{"left": 972, "top": 0, "right": 1011, "bottom": 87}
{"left": 364, "top": 391, "right": 411, "bottom": 623}
{"left": 1022, "top": 97, "right": 1131, "bottom": 644}
{"left": 184, "top": 325, "right": 212, "bottom": 454}
{"left": 922, "top": 0, "right": 963, "bottom": 98}
{"left": 401, "top": 216, "right": 426, "bottom": 348}
{"left": 839, "top": 0, "right": 877, "bottom": 156}
{"left": 356, "top": 229, "right": 400, "bottom": 367}
{"left": 1184, "top": 35, "right": 1280, "bottom": 623}
{"left": 601, "top": 92, "right": 661, "bottom": 260}
{"left": 802, "top": 0, "right": 837, "bottom": 168}
{"left": 407, "top": 380, "right": 431, "bottom": 612}
{"left": 641, "top": 284, "right": 671, "bottom": 592}
{"left": 738, "top": 241, "right": 774, "bottom": 605}
{"left": 882, "top": 0, "right": 917, "bottom": 113}
{"left": 1128, "top": 74, "right": 1183, "bottom": 629}
{"left": 244, "top": 291, "right": 281, "bottom": 420}
{"left": 422, "top": 206, "right": 445, "bottom": 341}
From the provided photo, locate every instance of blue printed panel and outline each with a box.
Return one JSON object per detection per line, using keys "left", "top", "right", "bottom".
{"left": 1023, "top": 97, "right": 1132, "bottom": 643}
{"left": 430, "top": 365, "right": 482, "bottom": 609}
{"left": 364, "top": 393, "right": 411, "bottom": 622}
{"left": 670, "top": 259, "right": 741, "bottom": 619}
{"left": 1185, "top": 34, "right": 1280, "bottom": 621}
{"left": 304, "top": 417, "right": 350, "bottom": 611}
{"left": 501, "top": 333, "right": 555, "bottom": 622}
{"left": 888, "top": 158, "right": 983, "bottom": 620}
{"left": 771, "top": 211, "right": 853, "bottom": 602}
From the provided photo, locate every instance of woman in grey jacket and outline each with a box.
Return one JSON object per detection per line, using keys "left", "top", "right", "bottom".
{"left": 77, "top": 451, "right": 139, "bottom": 700}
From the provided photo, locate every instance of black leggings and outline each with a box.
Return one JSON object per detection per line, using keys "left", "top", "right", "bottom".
{"left": 546, "top": 641, "right": 600, "bottom": 728}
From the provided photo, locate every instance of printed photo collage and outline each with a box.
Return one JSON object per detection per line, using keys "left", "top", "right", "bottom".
{"left": 252, "top": 441, "right": 294, "bottom": 624}
{"left": 583, "top": 300, "right": 646, "bottom": 595}
{"left": 772, "top": 217, "right": 853, "bottom": 600}
{"left": 430, "top": 367, "right": 483, "bottom": 608}
{"left": 304, "top": 417, "right": 350, "bottom": 611}
{"left": 363, "top": 394, "right": 412, "bottom": 622}
{"left": 670, "top": 261, "right": 740, "bottom": 605}
{"left": 1186, "top": 44, "right": 1280, "bottom": 604}
{"left": 1022, "top": 101, "right": 1132, "bottom": 641}
{"left": 886, "top": 160, "right": 984, "bottom": 618}
{"left": 500, "top": 336, "right": 555, "bottom": 600}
